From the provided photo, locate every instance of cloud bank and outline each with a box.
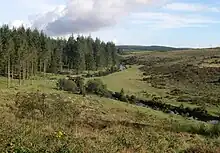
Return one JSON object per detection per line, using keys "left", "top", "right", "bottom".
{"left": 163, "top": 2, "right": 220, "bottom": 12}
{"left": 8, "top": 0, "right": 220, "bottom": 37}
{"left": 30, "top": 0, "right": 157, "bottom": 36}
{"left": 130, "top": 12, "right": 220, "bottom": 29}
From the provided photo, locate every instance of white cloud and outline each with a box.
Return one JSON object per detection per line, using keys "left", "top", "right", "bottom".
{"left": 130, "top": 12, "right": 220, "bottom": 29}
{"left": 29, "top": 0, "right": 161, "bottom": 36}
{"left": 164, "top": 2, "right": 220, "bottom": 12}
{"left": 7, "top": 0, "right": 220, "bottom": 37}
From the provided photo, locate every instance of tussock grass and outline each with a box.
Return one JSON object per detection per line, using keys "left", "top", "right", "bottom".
{"left": 0, "top": 90, "right": 219, "bottom": 152}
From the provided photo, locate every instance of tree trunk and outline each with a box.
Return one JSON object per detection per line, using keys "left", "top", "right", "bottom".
{"left": 22, "top": 62, "right": 26, "bottom": 84}
{"left": 26, "top": 61, "right": 28, "bottom": 81}
{"left": 7, "top": 58, "right": 10, "bottom": 88}
{"left": 60, "top": 61, "right": 63, "bottom": 72}
{"left": 19, "top": 62, "right": 21, "bottom": 86}
{"left": 11, "top": 64, "right": 14, "bottom": 85}
{"left": 39, "top": 60, "right": 42, "bottom": 73}
{"left": 43, "top": 60, "right": 47, "bottom": 75}
{"left": 31, "top": 59, "right": 34, "bottom": 85}
{"left": 33, "top": 59, "right": 37, "bottom": 76}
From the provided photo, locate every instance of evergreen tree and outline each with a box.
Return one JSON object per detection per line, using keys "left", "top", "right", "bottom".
{"left": 85, "top": 36, "right": 95, "bottom": 72}
{"left": 105, "top": 42, "right": 113, "bottom": 67}
{"left": 74, "top": 36, "right": 85, "bottom": 73}
{"left": 100, "top": 41, "right": 106, "bottom": 68}
{"left": 7, "top": 37, "right": 15, "bottom": 87}
{"left": 93, "top": 38, "right": 102, "bottom": 70}
{"left": 0, "top": 24, "right": 119, "bottom": 86}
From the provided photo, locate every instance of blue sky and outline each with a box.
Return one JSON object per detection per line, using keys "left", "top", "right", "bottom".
{"left": 1, "top": 0, "right": 220, "bottom": 48}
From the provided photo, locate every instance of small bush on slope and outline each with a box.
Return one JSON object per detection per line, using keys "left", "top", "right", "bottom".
{"left": 85, "top": 79, "right": 111, "bottom": 97}
{"left": 57, "top": 78, "right": 78, "bottom": 93}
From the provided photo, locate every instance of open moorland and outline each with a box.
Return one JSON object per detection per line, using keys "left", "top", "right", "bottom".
{"left": 0, "top": 48, "right": 220, "bottom": 152}
{"left": 122, "top": 49, "right": 220, "bottom": 113}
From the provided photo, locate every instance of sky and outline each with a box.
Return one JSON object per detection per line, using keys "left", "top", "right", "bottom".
{"left": 0, "top": 0, "right": 220, "bottom": 48}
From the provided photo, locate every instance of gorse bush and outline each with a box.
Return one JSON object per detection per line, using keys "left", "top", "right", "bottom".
{"left": 57, "top": 78, "right": 78, "bottom": 93}
{"left": 14, "top": 92, "right": 47, "bottom": 119}
{"left": 12, "top": 92, "right": 79, "bottom": 120}
{"left": 2, "top": 92, "right": 81, "bottom": 152}
{"left": 85, "top": 79, "right": 111, "bottom": 97}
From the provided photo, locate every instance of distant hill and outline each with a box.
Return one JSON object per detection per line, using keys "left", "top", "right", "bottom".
{"left": 116, "top": 45, "right": 191, "bottom": 52}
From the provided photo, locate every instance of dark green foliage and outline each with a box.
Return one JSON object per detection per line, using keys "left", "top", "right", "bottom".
{"left": 74, "top": 77, "right": 85, "bottom": 94}
{"left": 84, "top": 66, "right": 121, "bottom": 78}
{"left": 57, "top": 78, "right": 78, "bottom": 93}
{"left": 112, "top": 91, "right": 128, "bottom": 103}
{"left": 129, "top": 95, "right": 137, "bottom": 104}
{"left": 111, "top": 92, "right": 219, "bottom": 122}
{"left": 85, "top": 79, "right": 111, "bottom": 97}
{"left": 120, "top": 88, "right": 125, "bottom": 96}
{"left": 142, "top": 77, "right": 149, "bottom": 81}
{"left": 0, "top": 25, "right": 119, "bottom": 86}
{"left": 118, "top": 88, "right": 128, "bottom": 102}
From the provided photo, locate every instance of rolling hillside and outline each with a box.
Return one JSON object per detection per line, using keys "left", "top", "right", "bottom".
{"left": 117, "top": 45, "right": 191, "bottom": 52}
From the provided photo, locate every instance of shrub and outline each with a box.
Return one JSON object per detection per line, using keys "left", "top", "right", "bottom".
{"left": 73, "top": 77, "right": 85, "bottom": 93}
{"left": 129, "top": 95, "right": 137, "bottom": 104}
{"left": 14, "top": 92, "right": 48, "bottom": 119}
{"left": 120, "top": 88, "right": 125, "bottom": 96}
{"left": 86, "top": 79, "right": 111, "bottom": 97}
{"left": 120, "top": 95, "right": 129, "bottom": 102}
{"left": 57, "top": 78, "right": 78, "bottom": 93}
{"left": 173, "top": 122, "right": 220, "bottom": 137}
{"left": 12, "top": 92, "right": 80, "bottom": 120}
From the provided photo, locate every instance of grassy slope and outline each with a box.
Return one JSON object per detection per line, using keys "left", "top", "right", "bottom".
{"left": 97, "top": 65, "right": 167, "bottom": 96}
{"left": 118, "top": 50, "right": 220, "bottom": 116}
{"left": 97, "top": 66, "right": 201, "bottom": 109}
{"left": 0, "top": 70, "right": 219, "bottom": 152}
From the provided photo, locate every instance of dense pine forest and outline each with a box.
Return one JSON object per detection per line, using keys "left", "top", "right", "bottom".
{"left": 0, "top": 25, "right": 119, "bottom": 86}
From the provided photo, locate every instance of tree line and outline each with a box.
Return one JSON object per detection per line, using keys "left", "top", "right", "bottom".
{"left": 0, "top": 25, "right": 119, "bottom": 87}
